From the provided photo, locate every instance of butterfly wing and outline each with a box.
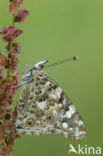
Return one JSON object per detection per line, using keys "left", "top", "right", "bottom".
{"left": 16, "top": 70, "right": 64, "bottom": 135}
{"left": 16, "top": 70, "right": 86, "bottom": 139}
{"left": 50, "top": 91, "right": 86, "bottom": 139}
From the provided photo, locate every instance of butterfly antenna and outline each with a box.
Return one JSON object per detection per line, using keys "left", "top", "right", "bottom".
{"left": 46, "top": 56, "right": 79, "bottom": 68}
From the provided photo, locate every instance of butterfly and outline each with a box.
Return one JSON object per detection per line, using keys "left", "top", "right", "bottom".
{"left": 16, "top": 58, "right": 86, "bottom": 140}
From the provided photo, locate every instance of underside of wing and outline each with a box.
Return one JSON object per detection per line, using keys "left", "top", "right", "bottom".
{"left": 51, "top": 104, "right": 86, "bottom": 139}
{"left": 16, "top": 70, "right": 86, "bottom": 139}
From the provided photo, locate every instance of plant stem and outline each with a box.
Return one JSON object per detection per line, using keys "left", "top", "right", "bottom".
{"left": 6, "top": 42, "right": 12, "bottom": 82}
{"left": 6, "top": 14, "right": 15, "bottom": 82}
{"left": 12, "top": 14, "right": 15, "bottom": 27}
{"left": 4, "top": 14, "right": 15, "bottom": 96}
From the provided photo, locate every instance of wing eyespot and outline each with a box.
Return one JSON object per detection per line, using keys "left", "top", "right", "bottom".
{"left": 26, "top": 119, "right": 34, "bottom": 127}
{"left": 47, "top": 114, "right": 52, "bottom": 120}
{"left": 42, "top": 116, "right": 47, "bottom": 122}
{"left": 36, "top": 120, "right": 41, "bottom": 126}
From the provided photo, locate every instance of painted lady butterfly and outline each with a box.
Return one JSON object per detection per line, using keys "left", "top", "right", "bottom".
{"left": 16, "top": 58, "right": 86, "bottom": 139}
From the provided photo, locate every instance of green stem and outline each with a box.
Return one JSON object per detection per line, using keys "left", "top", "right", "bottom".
{"left": 12, "top": 14, "right": 15, "bottom": 27}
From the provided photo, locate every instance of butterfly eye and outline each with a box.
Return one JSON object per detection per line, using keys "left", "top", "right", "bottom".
{"left": 26, "top": 119, "right": 34, "bottom": 127}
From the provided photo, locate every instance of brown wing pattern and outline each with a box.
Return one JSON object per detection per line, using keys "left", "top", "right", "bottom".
{"left": 16, "top": 70, "right": 86, "bottom": 139}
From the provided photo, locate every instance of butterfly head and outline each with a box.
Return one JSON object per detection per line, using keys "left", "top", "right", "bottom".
{"left": 34, "top": 60, "right": 48, "bottom": 70}
{"left": 21, "top": 60, "right": 48, "bottom": 84}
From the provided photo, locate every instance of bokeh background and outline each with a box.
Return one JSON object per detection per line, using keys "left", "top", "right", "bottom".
{"left": 0, "top": 0, "right": 103, "bottom": 156}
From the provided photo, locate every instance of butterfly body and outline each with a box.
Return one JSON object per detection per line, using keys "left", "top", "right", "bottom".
{"left": 16, "top": 60, "right": 86, "bottom": 139}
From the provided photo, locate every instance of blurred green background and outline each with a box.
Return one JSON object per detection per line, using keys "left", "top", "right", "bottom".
{"left": 0, "top": 0, "right": 103, "bottom": 156}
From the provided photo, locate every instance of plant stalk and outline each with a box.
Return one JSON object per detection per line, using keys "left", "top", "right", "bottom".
{"left": 4, "top": 14, "right": 15, "bottom": 96}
